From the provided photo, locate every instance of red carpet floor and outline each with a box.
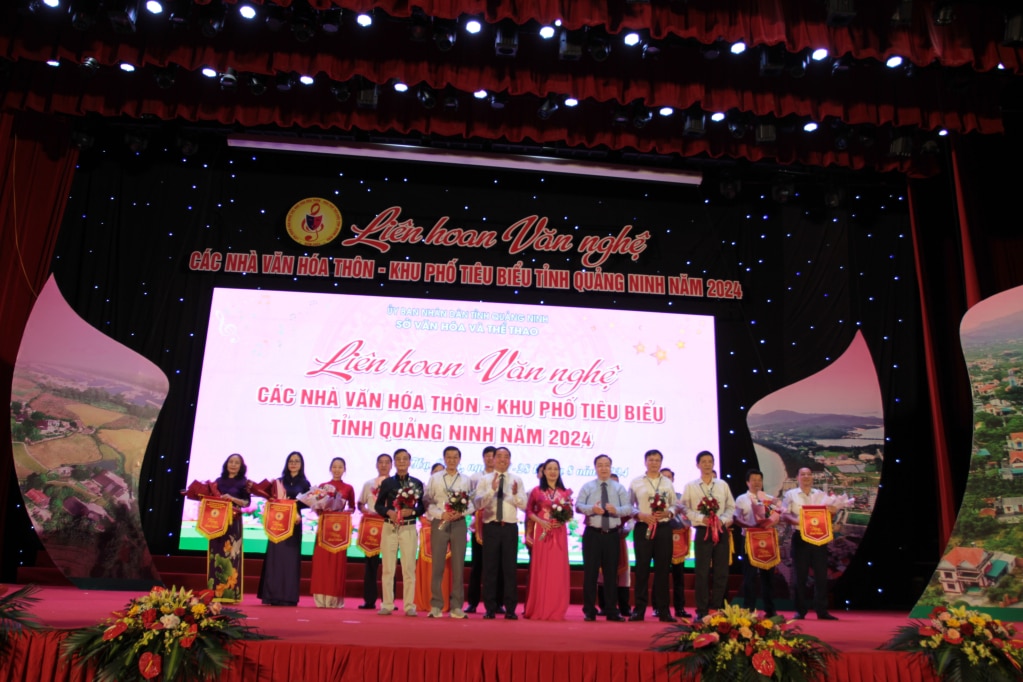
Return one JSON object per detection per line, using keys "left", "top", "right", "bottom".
{"left": 1, "top": 586, "right": 980, "bottom": 681}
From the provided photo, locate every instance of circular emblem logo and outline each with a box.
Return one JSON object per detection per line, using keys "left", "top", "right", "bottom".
{"left": 370, "top": 527, "right": 380, "bottom": 537}
{"left": 332, "top": 522, "right": 341, "bottom": 532}
{"left": 286, "top": 198, "right": 342, "bottom": 247}
{"left": 810, "top": 518, "right": 819, "bottom": 526}
{"left": 757, "top": 539, "right": 766, "bottom": 548}
{"left": 274, "top": 511, "right": 284, "bottom": 521}
{"left": 211, "top": 509, "right": 220, "bottom": 518}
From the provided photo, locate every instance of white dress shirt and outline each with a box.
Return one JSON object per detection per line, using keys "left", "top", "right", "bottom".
{"left": 423, "top": 470, "right": 476, "bottom": 521}
{"left": 474, "top": 470, "right": 527, "bottom": 523}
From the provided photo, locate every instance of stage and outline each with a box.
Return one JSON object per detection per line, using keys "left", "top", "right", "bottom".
{"left": 2, "top": 586, "right": 950, "bottom": 682}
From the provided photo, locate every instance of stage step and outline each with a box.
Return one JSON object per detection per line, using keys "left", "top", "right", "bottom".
{"left": 16, "top": 551, "right": 744, "bottom": 606}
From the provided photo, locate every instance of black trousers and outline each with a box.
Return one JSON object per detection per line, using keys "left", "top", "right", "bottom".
{"left": 482, "top": 522, "right": 518, "bottom": 614}
{"left": 632, "top": 522, "right": 671, "bottom": 615}
{"left": 362, "top": 554, "right": 381, "bottom": 606}
{"left": 791, "top": 534, "right": 829, "bottom": 616}
{"left": 582, "top": 526, "right": 620, "bottom": 618}
{"left": 692, "top": 526, "right": 730, "bottom": 614}
{"left": 742, "top": 554, "right": 775, "bottom": 613}
{"left": 671, "top": 558, "right": 687, "bottom": 613}
{"left": 467, "top": 530, "right": 502, "bottom": 608}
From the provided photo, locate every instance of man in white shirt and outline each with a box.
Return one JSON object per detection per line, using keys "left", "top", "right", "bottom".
{"left": 628, "top": 449, "right": 678, "bottom": 622}
{"left": 680, "top": 451, "right": 735, "bottom": 620}
{"left": 465, "top": 445, "right": 496, "bottom": 613}
{"left": 423, "top": 445, "right": 475, "bottom": 619}
{"left": 733, "top": 468, "right": 778, "bottom": 617}
{"left": 474, "top": 446, "right": 526, "bottom": 619}
{"left": 781, "top": 467, "right": 839, "bottom": 620}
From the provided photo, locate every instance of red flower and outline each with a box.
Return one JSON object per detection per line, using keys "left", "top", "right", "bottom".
{"left": 151, "top": 586, "right": 165, "bottom": 594}
{"left": 1008, "top": 638, "right": 1023, "bottom": 650}
{"left": 173, "top": 607, "right": 185, "bottom": 617}
{"left": 930, "top": 606, "right": 948, "bottom": 618}
{"left": 961, "top": 622, "right": 974, "bottom": 636}
{"left": 717, "top": 622, "right": 733, "bottom": 635}
{"left": 918, "top": 626, "right": 938, "bottom": 637}
{"left": 771, "top": 642, "right": 793, "bottom": 654}
{"left": 693, "top": 633, "right": 720, "bottom": 648}
{"left": 752, "top": 650, "right": 776, "bottom": 677}
{"left": 181, "top": 635, "right": 196, "bottom": 648}
{"left": 745, "top": 643, "right": 754, "bottom": 657}
{"left": 138, "top": 652, "right": 162, "bottom": 680}
{"left": 943, "top": 630, "right": 963, "bottom": 645}
{"left": 101, "top": 621, "right": 127, "bottom": 641}
{"left": 141, "top": 609, "right": 157, "bottom": 626}
{"left": 992, "top": 638, "right": 1005, "bottom": 649}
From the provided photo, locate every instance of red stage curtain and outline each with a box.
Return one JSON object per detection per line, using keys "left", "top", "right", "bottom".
{"left": 181, "top": 0, "right": 1023, "bottom": 75}
{"left": 0, "top": 111, "right": 78, "bottom": 576}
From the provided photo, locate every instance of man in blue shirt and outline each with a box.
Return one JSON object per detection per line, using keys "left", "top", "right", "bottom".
{"left": 576, "top": 454, "right": 634, "bottom": 622}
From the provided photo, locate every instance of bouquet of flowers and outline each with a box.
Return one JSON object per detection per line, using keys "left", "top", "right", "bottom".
{"left": 539, "top": 490, "right": 574, "bottom": 542}
{"left": 647, "top": 492, "right": 668, "bottom": 539}
{"left": 248, "top": 479, "right": 284, "bottom": 500}
{"left": 880, "top": 603, "right": 1023, "bottom": 681}
{"left": 439, "top": 489, "right": 471, "bottom": 530}
{"left": 181, "top": 480, "right": 221, "bottom": 501}
{"left": 653, "top": 602, "right": 837, "bottom": 682}
{"left": 297, "top": 484, "right": 347, "bottom": 512}
{"left": 61, "top": 585, "right": 272, "bottom": 682}
{"left": 392, "top": 481, "right": 421, "bottom": 527}
{"left": 699, "top": 495, "right": 724, "bottom": 543}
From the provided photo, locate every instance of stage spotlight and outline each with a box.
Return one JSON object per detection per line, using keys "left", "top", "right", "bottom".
{"left": 933, "top": 1, "right": 954, "bottom": 26}
{"left": 69, "top": 0, "right": 100, "bottom": 30}
{"left": 416, "top": 84, "right": 436, "bottom": 108}
{"left": 124, "top": 129, "right": 150, "bottom": 154}
{"left": 219, "top": 67, "right": 238, "bottom": 91}
{"left": 803, "top": 121, "right": 819, "bottom": 133}
{"left": 1005, "top": 13, "right": 1023, "bottom": 46}
{"left": 356, "top": 12, "right": 372, "bottom": 28}
{"left": 199, "top": 1, "right": 227, "bottom": 38}
{"left": 144, "top": 1, "right": 162, "bottom": 15}
{"left": 611, "top": 106, "right": 631, "bottom": 126}
{"left": 264, "top": 4, "right": 286, "bottom": 31}
{"left": 291, "top": 1, "right": 317, "bottom": 42}
{"left": 811, "top": 47, "right": 829, "bottom": 61}
{"left": 588, "top": 36, "right": 610, "bottom": 62}
{"left": 248, "top": 73, "right": 268, "bottom": 96}
{"left": 754, "top": 121, "right": 777, "bottom": 144}
{"left": 70, "top": 129, "right": 94, "bottom": 150}
{"left": 726, "top": 113, "right": 749, "bottom": 139}
{"left": 683, "top": 112, "right": 706, "bottom": 137}
{"left": 730, "top": 41, "right": 746, "bottom": 55}
{"left": 442, "top": 94, "right": 459, "bottom": 111}
{"left": 276, "top": 71, "right": 295, "bottom": 92}
{"left": 357, "top": 83, "right": 379, "bottom": 109}
{"left": 632, "top": 106, "right": 653, "bottom": 129}
{"left": 642, "top": 41, "right": 662, "bottom": 59}
{"left": 320, "top": 8, "right": 341, "bottom": 33}
{"left": 710, "top": 112, "right": 726, "bottom": 123}
{"left": 885, "top": 55, "right": 904, "bottom": 69}
{"left": 718, "top": 176, "right": 741, "bottom": 200}
{"left": 700, "top": 40, "right": 727, "bottom": 60}
{"left": 559, "top": 29, "right": 583, "bottom": 60}
{"left": 831, "top": 54, "right": 852, "bottom": 75}
{"left": 494, "top": 22, "right": 518, "bottom": 57}
{"left": 758, "top": 44, "right": 786, "bottom": 77}
{"left": 890, "top": 0, "right": 912, "bottom": 25}
{"left": 771, "top": 173, "right": 796, "bottom": 204}
{"left": 824, "top": 185, "right": 845, "bottom": 208}
{"left": 788, "top": 50, "right": 810, "bottom": 78}
{"left": 175, "top": 134, "right": 199, "bottom": 157}
{"left": 80, "top": 56, "right": 99, "bottom": 76}
{"left": 824, "top": 0, "right": 856, "bottom": 28}
{"left": 237, "top": 4, "right": 256, "bottom": 21}
{"left": 464, "top": 18, "right": 482, "bottom": 34}
{"left": 623, "top": 32, "right": 641, "bottom": 47}
{"left": 889, "top": 132, "right": 913, "bottom": 158}
{"left": 489, "top": 93, "right": 507, "bottom": 109}
{"left": 165, "top": 0, "right": 189, "bottom": 26}
{"left": 107, "top": 0, "right": 139, "bottom": 33}
{"left": 539, "top": 25, "right": 555, "bottom": 40}
{"left": 537, "top": 94, "right": 559, "bottom": 120}
{"left": 409, "top": 9, "right": 431, "bottom": 42}
{"left": 434, "top": 21, "right": 457, "bottom": 51}
{"left": 329, "top": 81, "right": 350, "bottom": 102}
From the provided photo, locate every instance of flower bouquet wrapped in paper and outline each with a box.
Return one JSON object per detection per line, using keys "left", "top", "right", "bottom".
{"left": 182, "top": 480, "right": 221, "bottom": 501}
{"left": 248, "top": 479, "right": 284, "bottom": 500}
{"left": 439, "top": 489, "right": 470, "bottom": 530}
{"left": 297, "top": 484, "right": 347, "bottom": 512}
{"left": 539, "top": 490, "right": 574, "bottom": 542}
{"left": 392, "top": 481, "right": 421, "bottom": 526}
{"left": 647, "top": 492, "right": 668, "bottom": 539}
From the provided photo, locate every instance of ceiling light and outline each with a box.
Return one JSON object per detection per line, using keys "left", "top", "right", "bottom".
{"left": 465, "top": 18, "right": 482, "bottom": 34}
{"left": 356, "top": 13, "right": 372, "bottom": 28}
{"left": 119, "top": 62, "right": 135, "bottom": 72}
{"left": 632, "top": 106, "right": 653, "bottom": 129}
{"left": 201, "top": 66, "right": 217, "bottom": 78}
{"left": 46, "top": 59, "right": 59, "bottom": 67}
{"left": 803, "top": 121, "right": 819, "bottom": 132}
{"left": 658, "top": 106, "right": 674, "bottom": 117}
{"left": 937, "top": 128, "right": 949, "bottom": 137}
{"left": 564, "top": 97, "right": 579, "bottom": 107}
{"left": 393, "top": 81, "right": 409, "bottom": 93}
{"left": 539, "top": 25, "right": 555, "bottom": 39}
{"left": 885, "top": 55, "right": 904, "bottom": 68}
{"left": 145, "top": 1, "right": 163, "bottom": 14}
{"left": 771, "top": 173, "right": 796, "bottom": 203}
{"left": 933, "top": 1, "right": 954, "bottom": 26}
{"left": 290, "top": 2, "right": 316, "bottom": 42}
{"left": 730, "top": 41, "right": 746, "bottom": 55}
{"left": 298, "top": 74, "right": 314, "bottom": 86}
{"left": 238, "top": 4, "right": 256, "bottom": 20}
{"left": 710, "top": 112, "right": 726, "bottom": 123}
{"left": 473, "top": 89, "right": 487, "bottom": 99}
{"left": 623, "top": 32, "right": 640, "bottom": 47}
{"left": 811, "top": 48, "right": 829, "bottom": 61}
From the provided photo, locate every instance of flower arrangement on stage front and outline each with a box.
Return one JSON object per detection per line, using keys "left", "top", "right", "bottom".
{"left": 653, "top": 602, "right": 838, "bottom": 682}
{"left": 880, "top": 603, "right": 1023, "bottom": 682}
{"left": 0, "top": 584, "right": 45, "bottom": 664}
{"left": 61, "top": 585, "right": 272, "bottom": 682}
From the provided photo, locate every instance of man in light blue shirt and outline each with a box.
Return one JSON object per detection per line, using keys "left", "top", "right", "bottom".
{"left": 576, "top": 454, "right": 634, "bottom": 621}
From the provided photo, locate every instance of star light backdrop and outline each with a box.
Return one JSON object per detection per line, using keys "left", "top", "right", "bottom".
{"left": 13, "top": 135, "right": 928, "bottom": 609}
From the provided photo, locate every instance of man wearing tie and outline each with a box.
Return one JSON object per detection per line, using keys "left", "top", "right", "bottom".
{"left": 474, "top": 446, "right": 526, "bottom": 620}
{"left": 465, "top": 445, "right": 497, "bottom": 613}
{"left": 576, "top": 454, "right": 633, "bottom": 622}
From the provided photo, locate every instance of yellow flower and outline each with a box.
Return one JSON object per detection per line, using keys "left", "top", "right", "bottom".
{"left": 191, "top": 603, "right": 206, "bottom": 617}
